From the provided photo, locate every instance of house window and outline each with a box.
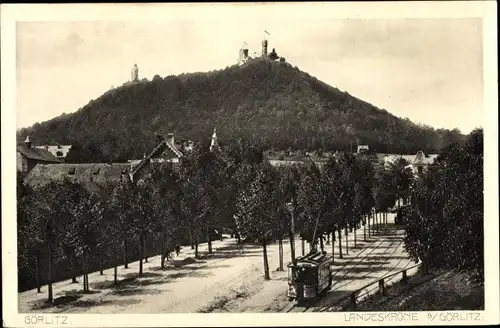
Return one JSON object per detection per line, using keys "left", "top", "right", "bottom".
{"left": 417, "top": 166, "right": 423, "bottom": 174}
{"left": 68, "top": 167, "right": 76, "bottom": 175}
{"left": 56, "top": 151, "right": 64, "bottom": 157}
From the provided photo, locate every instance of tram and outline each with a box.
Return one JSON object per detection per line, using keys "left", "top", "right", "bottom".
{"left": 287, "top": 250, "right": 333, "bottom": 303}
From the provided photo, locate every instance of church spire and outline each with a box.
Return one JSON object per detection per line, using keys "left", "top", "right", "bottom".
{"left": 209, "top": 127, "right": 219, "bottom": 152}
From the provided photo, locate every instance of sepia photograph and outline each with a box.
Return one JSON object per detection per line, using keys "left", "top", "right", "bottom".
{"left": 2, "top": 2, "right": 498, "bottom": 327}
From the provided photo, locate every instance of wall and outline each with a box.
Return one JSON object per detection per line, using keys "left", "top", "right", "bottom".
{"left": 17, "top": 152, "right": 29, "bottom": 172}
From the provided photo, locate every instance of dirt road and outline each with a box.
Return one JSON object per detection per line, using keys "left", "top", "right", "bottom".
{"left": 18, "top": 213, "right": 413, "bottom": 313}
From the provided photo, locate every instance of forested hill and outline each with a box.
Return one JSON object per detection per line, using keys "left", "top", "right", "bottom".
{"left": 18, "top": 58, "right": 463, "bottom": 163}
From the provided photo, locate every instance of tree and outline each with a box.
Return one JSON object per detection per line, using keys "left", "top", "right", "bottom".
{"left": 404, "top": 128, "right": 484, "bottom": 281}
{"left": 279, "top": 164, "right": 302, "bottom": 261}
{"left": 108, "top": 183, "right": 136, "bottom": 270}
{"left": 234, "top": 162, "right": 282, "bottom": 280}
{"left": 30, "top": 181, "right": 67, "bottom": 303}
{"left": 334, "top": 153, "right": 357, "bottom": 256}
{"left": 352, "top": 155, "right": 376, "bottom": 244}
{"left": 149, "top": 163, "right": 183, "bottom": 269}
{"left": 296, "top": 162, "right": 324, "bottom": 251}
{"left": 386, "top": 157, "right": 414, "bottom": 209}
{"left": 17, "top": 177, "right": 44, "bottom": 293}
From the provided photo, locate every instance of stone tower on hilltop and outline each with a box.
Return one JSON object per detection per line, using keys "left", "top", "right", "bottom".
{"left": 131, "top": 64, "right": 139, "bottom": 82}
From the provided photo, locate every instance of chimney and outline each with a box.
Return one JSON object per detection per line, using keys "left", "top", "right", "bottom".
{"left": 166, "top": 133, "right": 174, "bottom": 145}
{"left": 262, "top": 39, "right": 268, "bottom": 56}
{"left": 24, "top": 136, "right": 32, "bottom": 148}
{"left": 155, "top": 133, "right": 164, "bottom": 143}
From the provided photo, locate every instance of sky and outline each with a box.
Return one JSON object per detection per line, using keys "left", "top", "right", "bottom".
{"left": 15, "top": 10, "right": 484, "bottom": 134}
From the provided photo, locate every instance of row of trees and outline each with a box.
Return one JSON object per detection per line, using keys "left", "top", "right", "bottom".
{"left": 404, "top": 128, "right": 484, "bottom": 281}
{"left": 18, "top": 137, "right": 413, "bottom": 303}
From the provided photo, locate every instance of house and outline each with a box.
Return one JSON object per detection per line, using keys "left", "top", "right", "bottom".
{"left": 24, "top": 163, "right": 131, "bottom": 195}
{"left": 383, "top": 151, "right": 439, "bottom": 174}
{"left": 357, "top": 145, "right": 369, "bottom": 153}
{"left": 128, "top": 133, "right": 188, "bottom": 182}
{"left": 34, "top": 144, "right": 73, "bottom": 163}
{"left": 24, "top": 132, "right": 194, "bottom": 192}
{"left": 411, "top": 150, "right": 439, "bottom": 174}
{"left": 17, "top": 136, "right": 60, "bottom": 173}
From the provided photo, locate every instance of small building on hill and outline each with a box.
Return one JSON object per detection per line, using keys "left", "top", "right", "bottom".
{"left": 17, "top": 136, "right": 60, "bottom": 173}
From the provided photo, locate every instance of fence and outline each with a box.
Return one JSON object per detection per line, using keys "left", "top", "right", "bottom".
{"left": 333, "top": 262, "right": 422, "bottom": 311}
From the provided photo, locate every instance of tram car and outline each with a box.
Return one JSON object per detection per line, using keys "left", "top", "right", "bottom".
{"left": 287, "top": 250, "right": 333, "bottom": 303}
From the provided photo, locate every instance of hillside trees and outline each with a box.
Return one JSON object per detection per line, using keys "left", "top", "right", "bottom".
{"left": 18, "top": 59, "right": 461, "bottom": 163}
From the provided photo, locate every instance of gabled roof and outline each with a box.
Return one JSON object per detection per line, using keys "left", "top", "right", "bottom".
{"left": 17, "top": 144, "right": 60, "bottom": 163}
{"left": 384, "top": 151, "right": 439, "bottom": 167}
{"left": 24, "top": 163, "right": 130, "bottom": 193}
{"left": 129, "top": 137, "right": 183, "bottom": 181}
{"left": 34, "top": 145, "right": 72, "bottom": 159}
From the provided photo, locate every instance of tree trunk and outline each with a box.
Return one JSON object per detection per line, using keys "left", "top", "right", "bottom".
{"left": 326, "top": 233, "right": 330, "bottom": 245}
{"left": 345, "top": 227, "right": 349, "bottom": 255}
{"left": 189, "top": 229, "right": 194, "bottom": 250}
{"left": 301, "top": 238, "right": 305, "bottom": 256}
{"left": 289, "top": 232, "right": 295, "bottom": 261}
{"left": 123, "top": 240, "right": 128, "bottom": 269}
{"left": 331, "top": 231, "right": 335, "bottom": 263}
{"left": 144, "top": 233, "right": 148, "bottom": 263}
{"left": 338, "top": 229, "right": 343, "bottom": 259}
{"left": 364, "top": 216, "right": 367, "bottom": 241}
{"left": 114, "top": 264, "right": 118, "bottom": 284}
{"left": 99, "top": 248, "right": 103, "bottom": 275}
{"left": 237, "top": 233, "right": 242, "bottom": 245}
{"left": 160, "top": 234, "right": 166, "bottom": 270}
{"left": 207, "top": 224, "right": 212, "bottom": 254}
{"left": 278, "top": 239, "right": 284, "bottom": 271}
{"left": 320, "top": 235, "right": 324, "bottom": 251}
{"left": 47, "top": 241, "right": 53, "bottom": 303}
{"left": 368, "top": 213, "right": 371, "bottom": 237}
{"left": 70, "top": 252, "right": 77, "bottom": 283}
{"left": 262, "top": 241, "right": 270, "bottom": 280}
{"left": 36, "top": 254, "right": 41, "bottom": 293}
{"left": 82, "top": 248, "right": 87, "bottom": 292}
{"left": 139, "top": 235, "right": 144, "bottom": 276}
{"left": 194, "top": 237, "right": 199, "bottom": 258}
{"left": 354, "top": 227, "right": 357, "bottom": 248}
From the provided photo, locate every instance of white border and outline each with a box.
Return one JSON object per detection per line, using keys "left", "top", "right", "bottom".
{"left": 2, "top": 2, "right": 498, "bottom": 327}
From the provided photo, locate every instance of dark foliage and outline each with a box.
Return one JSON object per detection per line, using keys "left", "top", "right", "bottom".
{"left": 404, "top": 129, "right": 484, "bottom": 281}
{"left": 18, "top": 59, "right": 463, "bottom": 162}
